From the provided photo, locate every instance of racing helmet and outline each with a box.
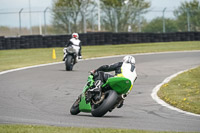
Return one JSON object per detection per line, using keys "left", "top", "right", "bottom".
{"left": 72, "top": 33, "right": 79, "bottom": 39}
{"left": 123, "top": 55, "right": 135, "bottom": 64}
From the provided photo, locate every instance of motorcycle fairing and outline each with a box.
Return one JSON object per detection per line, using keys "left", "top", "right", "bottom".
{"left": 102, "top": 77, "right": 131, "bottom": 94}
{"left": 79, "top": 95, "right": 92, "bottom": 112}
{"left": 79, "top": 75, "right": 94, "bottom": 112}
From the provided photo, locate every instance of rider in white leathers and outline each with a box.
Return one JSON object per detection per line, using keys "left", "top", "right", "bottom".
{"left": 63, "top": 33, "right": 82, "bottom": 62}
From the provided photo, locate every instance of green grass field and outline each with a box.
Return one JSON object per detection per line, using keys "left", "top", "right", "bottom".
{"left": 0, "top": 41, "right": 200, "bottom": 72}
{"left": 0, "top": 41, "right": 200, "bottom": 133}
{"left": 0, "top": 124, "right": 199, "bottom": 133}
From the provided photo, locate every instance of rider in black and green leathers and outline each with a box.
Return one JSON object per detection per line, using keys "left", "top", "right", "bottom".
{"left": 90, "top": 55, "right": 137, "bottom": 107}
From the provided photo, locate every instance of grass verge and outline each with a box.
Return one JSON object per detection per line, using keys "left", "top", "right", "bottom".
{"left": 158, "top": 66, "right": 200, "bottom": 114}
{"left": 0, "top": 41, "right": 200, "bottom": 72}
{"left": 0, "top": 124, "right": 199, "bottom": 133}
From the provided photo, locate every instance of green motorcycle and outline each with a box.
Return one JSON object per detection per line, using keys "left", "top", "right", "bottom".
{"left": 70, "top": 73, "right": 132, "bottom": 117}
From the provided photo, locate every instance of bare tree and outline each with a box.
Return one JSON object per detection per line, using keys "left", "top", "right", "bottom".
{"left": 52, "top": 0, "right": 94, "bottom": 33}
{"left": 101, "top": 0, "right": 150, "bottom": 32}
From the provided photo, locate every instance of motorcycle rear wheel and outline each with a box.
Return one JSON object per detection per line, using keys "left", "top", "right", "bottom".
{"left": 91, "top": 90, "right": 118, "bottom": 117}
{"left": 65, "top": 55, "right": 74, "bottom": 71}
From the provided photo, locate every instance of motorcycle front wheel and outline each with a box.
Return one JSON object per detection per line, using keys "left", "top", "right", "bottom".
{"left": 70, "top": 97, "right": 80, "bottom": 115}
{"left": 91, "top": 90, "right": 118, "bottom": 117}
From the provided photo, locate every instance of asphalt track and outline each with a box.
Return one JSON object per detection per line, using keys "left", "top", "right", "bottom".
{"left": 0, "top": 51, "right": 200, "bottom": 132}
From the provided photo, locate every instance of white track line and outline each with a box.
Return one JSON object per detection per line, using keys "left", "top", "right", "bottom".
{"left": 151, "top": 67, "right": 200, "bottom": 117}
{"left": 1, "top": 50, "right": 200, "bottom": 117}
{"left": 0, "top": 62, "right": 63, "bottom": 75}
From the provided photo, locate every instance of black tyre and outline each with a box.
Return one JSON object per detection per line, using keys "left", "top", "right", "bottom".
{"left": 91, "top": 90, "right": 118, "bottom": 117}
{"left": 70, "top": 98, "right": 80, "bottom": 115}
{"left": 65, "top": 55, "right": 74, "bottom": 71}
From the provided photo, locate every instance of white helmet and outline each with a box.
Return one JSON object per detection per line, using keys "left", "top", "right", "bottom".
{"left": 123, "top": 55, "right": 135, "bottom": 64}
{"left": 72, "top": 33, "right": 79, "bottom": 39}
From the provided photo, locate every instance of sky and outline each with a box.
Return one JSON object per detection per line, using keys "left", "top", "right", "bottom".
{"left": 0, "top": 0, "right": 196, "bottom": 28}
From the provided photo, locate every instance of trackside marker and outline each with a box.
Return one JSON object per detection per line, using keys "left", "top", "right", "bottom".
{"left": 52, "top": 48, "right": 56, "bottom": 59}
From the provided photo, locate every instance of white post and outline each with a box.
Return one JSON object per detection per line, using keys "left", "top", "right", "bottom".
{"left": 187, "top": 9, "right": 190, "bottom": 32}
{"left": 39, "top": 13, "right": 42, "bottom": 35}
{"left": 19, "top": 8, "right": 23, "bottom": 35}
{"left": 29, "top": 0, "right": 32, "bottom": 34}
{"left": 162, "top": 8, "right": 167, "bottom": 33}
{"left": 44, "top": 7, "right": 49, "bottom": 35}
{"left": 98, "top": 0, "right": 101, "bottom": 31}
{"left": 138, "top": 12, "right": 141, "bottom": 32}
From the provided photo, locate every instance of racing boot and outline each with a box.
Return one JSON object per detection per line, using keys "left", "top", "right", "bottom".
{"left": 78, "top": 56, "right": 82, "bottom": 59}
{"left": 117, "top": 100, "right": 124, "bottom": 108}
{"left": 88, "top": 80, "right": 102, "bottom": 94}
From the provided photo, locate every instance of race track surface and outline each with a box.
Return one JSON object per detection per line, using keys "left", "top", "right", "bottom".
{"left": 0, "top": 51, "right": 200, "bottom": 132}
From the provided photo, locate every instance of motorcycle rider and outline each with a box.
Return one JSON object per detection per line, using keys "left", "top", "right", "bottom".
{"left": 90, "top": 55, "right": 137, "bottom": 108}
{"left": 63, "top": 33, "right": 82, "bottom": 61}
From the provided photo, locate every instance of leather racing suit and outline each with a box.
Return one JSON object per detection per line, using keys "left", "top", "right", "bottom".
{"left": 93, "top": 61, "right": 137, "bottom": 86}
{"left": 63, "top": 38, "right": 82, "bottom": 61}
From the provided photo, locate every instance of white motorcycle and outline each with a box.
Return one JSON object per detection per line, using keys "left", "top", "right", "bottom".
{"left": 63, "top": 45, "right": 79, "bottom": 71}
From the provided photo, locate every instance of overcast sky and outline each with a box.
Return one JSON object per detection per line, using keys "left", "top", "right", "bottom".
{"left": 0, "top": 0, "right": 195, "bottom": 27}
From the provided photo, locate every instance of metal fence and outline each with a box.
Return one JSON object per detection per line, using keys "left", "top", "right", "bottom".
{"left": 0, "top": 7, "right": 200, "bottom": 36}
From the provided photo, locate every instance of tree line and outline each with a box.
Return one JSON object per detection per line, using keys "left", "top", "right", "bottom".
{"left": 51, "top": 0, "right": 200, "bottom": 33}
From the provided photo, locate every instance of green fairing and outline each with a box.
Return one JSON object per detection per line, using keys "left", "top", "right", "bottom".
{"left": 82, "top": 75, "right": 94, "bottom": 93}
{"left": 79, "top": 75, "right": 94, "bottom": 112}
{"left": 79, "top": 95, "right": 91, "bottom": 112}
{"left": 103, "top": 77, "right": 131, "bottom": 94}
